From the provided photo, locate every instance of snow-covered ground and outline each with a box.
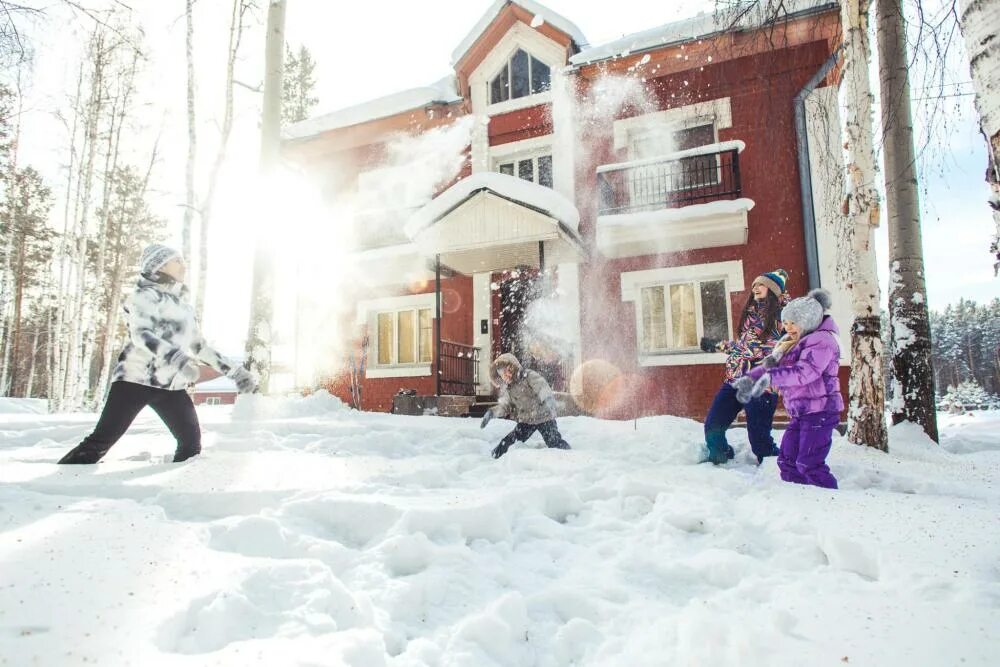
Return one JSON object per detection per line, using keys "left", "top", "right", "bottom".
{"left": 1, "top": 394, "right": 998, "bottom": 666}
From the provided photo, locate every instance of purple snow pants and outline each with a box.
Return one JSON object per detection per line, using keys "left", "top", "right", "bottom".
{"left": 777, "top": 412, "right": 839, "bottom": 489}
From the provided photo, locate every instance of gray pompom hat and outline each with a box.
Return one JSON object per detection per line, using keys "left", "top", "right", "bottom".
{"left": 780, "top": 288, "right": 832, "bottom": 335}
{"left": 140, "top": 244, "right": 181, "bottom": 276}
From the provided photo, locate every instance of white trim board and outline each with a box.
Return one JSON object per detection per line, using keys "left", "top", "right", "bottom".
{"left": 620, "top": 260, "right": 745, "bottom": 302}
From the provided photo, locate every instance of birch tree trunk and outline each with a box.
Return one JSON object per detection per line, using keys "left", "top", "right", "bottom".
{"left": 245, "top": 0, "right": 286, "bottom": 393}
{"left": 50, "top": 63, "right": 85, "bottom": 411}
{"left": 957, "top": 0, "right": 1000, "bottom": 275}
{"left": 841, "top": 0, "right": 888, "bottom": 450}
{"left": 183, "top": 0, "right": 197, "bottom": 262}
{"left": 876, "top": 0, "right": 939, "bottom": 441}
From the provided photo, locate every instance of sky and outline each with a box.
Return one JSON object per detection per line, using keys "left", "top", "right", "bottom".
{"left": 11, "top": 0, "right": 1000, "bottom": 357}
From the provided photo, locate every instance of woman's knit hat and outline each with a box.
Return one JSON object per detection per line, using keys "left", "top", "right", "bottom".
{"left": 140, "top": 244, "right": 181, "bottom": 276}
{"left": 752, "top": 269, "right": 789, "bottom": 297}
{"left": 780, "top": 288, "right": 832, "bottom": 335}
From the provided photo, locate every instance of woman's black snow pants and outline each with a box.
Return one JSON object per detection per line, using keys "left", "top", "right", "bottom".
{"left": 58, "top": 381, "right": 202, "bottom": 464}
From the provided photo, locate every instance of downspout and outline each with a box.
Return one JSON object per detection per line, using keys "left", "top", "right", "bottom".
{"left": 794, "top": 45, "right": 843, "bottom": 290}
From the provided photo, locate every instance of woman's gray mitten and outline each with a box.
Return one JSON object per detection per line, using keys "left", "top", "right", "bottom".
{"left": 750, "top": 373, "right": 772, "bottom": 399}
{"left": 762, "top": 354, "right": 780, "bottom": 369}
{"left": 229, "top": 366, "right": 257, "bottom": 394}
{"left": 732, "top": 376, "right": 754, "bottom": 404}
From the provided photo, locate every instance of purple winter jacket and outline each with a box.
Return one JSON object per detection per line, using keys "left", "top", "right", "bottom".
{"left": 749, "top": 315, "right": 844, "bottom": 417}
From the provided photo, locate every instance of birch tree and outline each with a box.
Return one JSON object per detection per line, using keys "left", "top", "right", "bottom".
{"left": 183, "top": 0, "right": 196, "bottom": 262}
{"left": 957, "top": 0, "right": 1000, "bottom": 275}
{"left": 841, "top": 0, "right": 888, "bottom": 450}
{"left": 245, "top": 0, "right": 286, "bottom": 393}
{"left": 876, "top": 0, "right": 938, "bottom": 441}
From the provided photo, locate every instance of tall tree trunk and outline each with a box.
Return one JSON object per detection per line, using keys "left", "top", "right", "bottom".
{"left": 841, "top": 0, "right": 888, "bottom": 450}
{"left": 877, "top": 0, "right": 938, "bottom": 441}
{"left": 51, "top": 62, "right": 86, "bottom": 411}
{"left": 24, "top": 325, "right": 40, "bottom": 397}
{"left": 184, "top": 0, "right": 197, "bottom": 263}
{"left": 245, "top": 0, "right": 286, "bottom": 393}
{"left": 65, "top": 29, "right": 108, "bottom": 410}
{"left": 957, "top": 0, "right": 1000, "bottom": 274}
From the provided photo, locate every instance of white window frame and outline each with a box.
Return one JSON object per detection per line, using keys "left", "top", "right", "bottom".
{"left": 205, "top": 396, "right": 222, "bottom": 406}
{"left": 638, "top": 278, "right": 731, "bottom": 354}
{"left": 488, "top": 47, "right": 552, "bottom": 106}
{"left": 357, "top": 293, "right": 436, "bottom": 378}
{"left": 374, "top": 307, "right": 434, "bottom": 367}
{"left": 493, "top": 151, "right": 553, "bottom": 187}
{"left": 621, "top": 261, "right": 744, "bottom": 367}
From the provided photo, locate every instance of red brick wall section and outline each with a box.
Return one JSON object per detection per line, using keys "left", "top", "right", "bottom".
{"left": 193, "top": 392, "right": 237, "bottom": 406}
{"left": 577, "top": 40, "right": 836, "bottom": 419}
{"left": 488, "top": 104, "right": 553, "bottom": 145}
{"left": 322, "top": 274, "right": 475, "bottom": 413}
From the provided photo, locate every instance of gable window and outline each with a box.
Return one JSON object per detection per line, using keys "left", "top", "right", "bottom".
{"left": 376, "top": 308, "right": 434, "bottom": 366}
{"left": 490, "top": 49, "right": 551, "bottom": 104}
{"left": 638, "top": 278, "right": 730, "bottom": 354}
{"left": 496, "top": 154, "right": 553, "bottom": 188}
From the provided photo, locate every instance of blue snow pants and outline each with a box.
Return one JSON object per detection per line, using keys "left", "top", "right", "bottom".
{"left": 704, "top": 381, "right": 779, "bottom": 464}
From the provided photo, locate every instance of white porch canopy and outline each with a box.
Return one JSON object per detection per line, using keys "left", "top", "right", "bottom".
{"left": 405, "top": 173, "right": 585, "bottom": 274}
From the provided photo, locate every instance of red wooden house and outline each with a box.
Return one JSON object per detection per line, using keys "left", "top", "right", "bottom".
{"left": 283, "top": 0, "right": 851, "bottom": 419}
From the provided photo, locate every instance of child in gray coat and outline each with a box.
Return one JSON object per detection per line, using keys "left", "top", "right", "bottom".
{"left": 480, "top": 353, "right": 571, "bottom": 458}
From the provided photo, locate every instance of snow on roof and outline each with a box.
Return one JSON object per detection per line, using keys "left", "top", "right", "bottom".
{"left": 195, "top": 375, "right": 238, "bottom": 393}
{"left": 451, "top": 0, "right": 589, "bottom": 66}
{"left": 597, "top": 197, "right": 755, "bottom": 228}
{"left": 283, "top": 77, "right": 463, "bottom": 141}
{"left": 570, "top": 1, "right": 838, "bottom": 66}
{"left": 405, "top": 172, "right": 580, "bottom": 239}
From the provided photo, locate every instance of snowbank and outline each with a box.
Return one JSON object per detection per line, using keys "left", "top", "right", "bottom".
{"left": 231, "top": 389, "right": 347, "bottom": 421}
{"left": 1, "top": 402, "right": 998, "bottom": 665}
{"left": 0, "top": 397, "right": 48, "bottom": 414}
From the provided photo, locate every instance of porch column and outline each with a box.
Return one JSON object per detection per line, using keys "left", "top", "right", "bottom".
{"left": 538, "top": 241, "right": 545, "bottom": 273}
{"left": 435, "top": 253, "right": 442, "bottom": 397}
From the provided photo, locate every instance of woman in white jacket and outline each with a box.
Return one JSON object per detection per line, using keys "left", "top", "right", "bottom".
{"left": 59, "top": 244, "right": 256, "bottom": 464}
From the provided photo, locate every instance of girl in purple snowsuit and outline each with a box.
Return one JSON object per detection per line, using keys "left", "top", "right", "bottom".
{"left": 732, "top": 289, "right": 844, "bottom": 489}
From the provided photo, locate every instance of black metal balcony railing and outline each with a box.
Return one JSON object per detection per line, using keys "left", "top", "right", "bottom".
{"left": 439, "top": 340, "right": 480, "bottom": 396}
{"left": 597, "top": 147, "right": 742, "bottom": 216}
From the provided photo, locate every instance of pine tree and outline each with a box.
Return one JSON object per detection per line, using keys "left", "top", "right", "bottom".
{"left": 0, "top": 166, "right": 56, "bottom": 396}
{"left": 281, "top": 43, "right": 318, "bottom": 125}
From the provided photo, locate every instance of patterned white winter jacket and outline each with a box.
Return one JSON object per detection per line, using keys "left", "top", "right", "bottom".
{"left": 111, "top": 276, "right": 236, "bottom": 390}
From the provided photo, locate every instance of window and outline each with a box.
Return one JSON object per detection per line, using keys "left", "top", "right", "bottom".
{"left": 495, "top": 153, "right": 553, "bottom": 188}
{"left": 626, "top": 122, "right": 718, "bottom": 206}
{"left": 490, "top": 49, "right": 551, "bottom": 104}
{"left": 638, "top": 279, "right": 729, "bottom": 354}
{"left": 205, "top": 396, "right": 222, "bottom": 406}
{"left": 376, "top": 307, "right": 434, "bottom": 366}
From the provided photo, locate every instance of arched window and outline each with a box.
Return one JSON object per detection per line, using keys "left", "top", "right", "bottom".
{"left": 490, "top": 49, "right": 551, "bottom": 104}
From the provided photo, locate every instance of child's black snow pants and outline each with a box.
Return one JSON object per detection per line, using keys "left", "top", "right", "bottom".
{"left": 492, "top": 420, "right": 570, "bottom": 458}
{"left": 58, "top": 381, "right": 202, "bottom": 464}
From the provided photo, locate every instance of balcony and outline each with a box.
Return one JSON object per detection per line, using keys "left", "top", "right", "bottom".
{"left": 595, "top": 141, "right": 753, "bottom": 258}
